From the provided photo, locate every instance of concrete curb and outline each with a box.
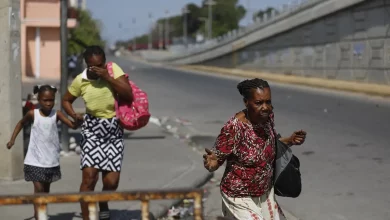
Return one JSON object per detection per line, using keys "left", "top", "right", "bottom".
{"left": 178, "top": 65, "right": 390, "bottom": 97}
{"left": 148, "top": 116, "right": 214, "bottom": 219}
{"left": 154, "top": 172, "right": 214, "bottom": 219}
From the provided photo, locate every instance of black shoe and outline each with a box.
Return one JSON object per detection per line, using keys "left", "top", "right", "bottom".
{"left": 99, "top": 211, "right": 110, "bottom": 220}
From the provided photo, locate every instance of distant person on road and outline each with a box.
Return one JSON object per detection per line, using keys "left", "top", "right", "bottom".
{"left": 68, "top": 54, "right": 78, "bottom": 79}
{"left": 7, "top": 85, "right": 79, "bottom": 220}
{"left": 23, "top": 93, "right": 38, "bottom": 114}
{"left": 203, "top": 78, "right": 307, "bottom": 220}
{"left": 62, "top": 45, "right": 133, "bottom": 220}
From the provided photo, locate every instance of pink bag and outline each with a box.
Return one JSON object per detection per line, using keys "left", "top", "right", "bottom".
{"left": 107, "top": 62, "right": 150, "bottom": 130}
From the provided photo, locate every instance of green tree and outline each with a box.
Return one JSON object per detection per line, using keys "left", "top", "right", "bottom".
{"left": 68, "top": 9, "right": 105, "bottom": 55}
{"left": 115, "top": 0, "right": 246, "bottom": 46}
{"left": 199, "top": 0, "right": 246, "bottom": 37}
{"left": 186, "top": 3, "right": 202, "bottom": 37}
{"left": 157, "top": 15, "right": 183, "bottom": 38}
{"left": 145, "top": 3, "right": 203, "bottom": 42}
{"left": 252, "top": 7, "right": 277, "bottom": 21}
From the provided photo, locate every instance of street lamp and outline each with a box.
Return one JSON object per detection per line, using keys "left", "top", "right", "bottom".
{"left": 199, "top": 17, "right": 208, "bottom": 39}
{"left": 159, "top": 22, "right": 163, "bottom": 50}
{"left": 205, "top": 0, "right": 216, "bottom": 40}
{"left": 60, "top": 0, "right": 69, "bottom": 152}
{"left": 247, "top": 0, "right": 251, "bottom": 25}
{"left": 182, "top": 6, "right": 190, "bottom": 48}
{"left": 165, "top": 10, "right": 170, "bottom": 50}
{"left": 132, "top": 18, "right": 136, "bottom": 51}
{"left": 148, "top": 12, "right": 153, "bottom": 50}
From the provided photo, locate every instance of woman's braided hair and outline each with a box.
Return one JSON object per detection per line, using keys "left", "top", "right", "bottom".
{"left": 237, "top": 78, "right": 270, "bottom": 99}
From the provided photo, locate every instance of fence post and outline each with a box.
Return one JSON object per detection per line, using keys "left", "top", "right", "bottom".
{"left": 141, "top": 200, "right": 150, "bottom": 220}
{"left": 88, "top": 202, "right": 98, "bottom": 220}
{"left": 193, "top": 193, "right": 203, "bottom": 220}
{"left": 37, "top": 203, "right": 48, "bottom": 220}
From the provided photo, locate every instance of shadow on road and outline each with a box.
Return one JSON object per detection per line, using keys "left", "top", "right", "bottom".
{"left": 125, "top": 135, "right": 166, "bottom": 140}
{"left": 66, "top": 131, "right": 166, "bottom": 141}
{"left": 22, "top": 209, "right": 157, "bottom": 220}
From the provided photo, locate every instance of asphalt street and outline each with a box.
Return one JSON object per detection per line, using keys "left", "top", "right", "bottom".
{"left": 113, "top": 55, "right": 390, "bottom": 220}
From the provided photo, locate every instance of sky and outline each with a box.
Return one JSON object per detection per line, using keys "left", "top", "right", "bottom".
{"left": 86, "top": 0, "right": 290, "bottom": 46}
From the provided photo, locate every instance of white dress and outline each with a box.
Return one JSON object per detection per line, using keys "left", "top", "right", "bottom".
{"left": 24, "top": 109, "right": 61, "bottom": 182}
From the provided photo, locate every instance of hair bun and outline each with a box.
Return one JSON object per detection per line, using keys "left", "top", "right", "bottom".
{"left": 236, "top": 80, "right": 247, "bottom": 96}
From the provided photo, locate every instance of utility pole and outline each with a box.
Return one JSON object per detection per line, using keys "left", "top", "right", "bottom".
{"left": 247, "top": 0, "right": 251, "bottom": 25}
{"left": 148, "top": 13, "right": 152, "bottom": 50}
{"left": 164, "top": 10, "right": 169, "bottom": 50}
{"left": 0, "top": 0, "right": 23, "bottom": 180}
{"left": 205, "top": 0, "right": 216, "bottom": 40}
{"left": 60, "top": 0, "right": 69, "bottom": 152}
{"left": 159, "top": 23, "right": 163, "bottom": 50}
{"left": 132, "top": 18, "right": 136, "bottom": 51}
{"left": 182, "top": 6, "right": 189, "bottom": 48}
{"left": 199, "top": 17, "right": 208, "bottom": 40}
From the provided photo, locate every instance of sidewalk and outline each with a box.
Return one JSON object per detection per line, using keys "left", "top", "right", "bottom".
{"left": 0, "top": 123, "right": 213, "bottom": 219}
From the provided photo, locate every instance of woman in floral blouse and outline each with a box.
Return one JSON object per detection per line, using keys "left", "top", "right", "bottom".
{"left": 203, "top": 78, "right": 306, "bottom": 220}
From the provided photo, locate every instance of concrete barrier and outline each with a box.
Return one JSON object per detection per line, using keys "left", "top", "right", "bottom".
{"left": 179, "top": 65, "right": 390, "bottom": 97}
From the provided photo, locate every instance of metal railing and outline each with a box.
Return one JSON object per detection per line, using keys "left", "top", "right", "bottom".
{"left": 0, "top": 188, "right": 204, "bottom": 220}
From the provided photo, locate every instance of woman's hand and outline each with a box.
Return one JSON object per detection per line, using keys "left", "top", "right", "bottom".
{"left": 72, "top": 113, "right": 84, "bottom": 125}
{"left": 203, "top": 148, "right": 219, "bottom": 172}
{"left": 289, "top": 130, "right": 307, "bottom": 145}
{"left": 89, "top": 66, "right": 110, "bottom": 80}
{"left": 6, "top": 140, "right": 14, "bottom": 149}
{"left": 74, "top": 113, "right": 84, "bottom": 121}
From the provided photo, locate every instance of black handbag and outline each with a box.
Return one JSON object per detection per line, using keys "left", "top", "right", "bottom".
{"left": 273, "top": 134, "right": 302, "bottom": 198}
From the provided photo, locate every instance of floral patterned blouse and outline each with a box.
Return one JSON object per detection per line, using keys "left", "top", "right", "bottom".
{"left": 212, "top": 113, "right": 277, "bottom": 198}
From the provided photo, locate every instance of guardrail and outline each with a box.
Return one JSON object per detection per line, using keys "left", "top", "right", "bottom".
{"left": 0, "top": 188, "right": 204, "bottom": 220}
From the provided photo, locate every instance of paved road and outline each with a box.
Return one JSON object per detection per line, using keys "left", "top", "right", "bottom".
{"left": 0, "top": 123, "right": 211, "bottom": 219}
{"left": 114, "top": 55, "right": 390, "bottom": 220}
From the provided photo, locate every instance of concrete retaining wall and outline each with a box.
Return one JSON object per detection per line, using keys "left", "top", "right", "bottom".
{"left": 154, "top": 0, "right": 366, "bottom": 64}
{"left": 145, "top": 0, "right": 390, "bottom": 85}
{"left": 201, "top": 0, "right": 390, "bottom": 85}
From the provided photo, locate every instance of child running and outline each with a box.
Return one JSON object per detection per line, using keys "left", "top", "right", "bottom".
{"left": 6, "top": 85, "right": 79, "bottom": 219}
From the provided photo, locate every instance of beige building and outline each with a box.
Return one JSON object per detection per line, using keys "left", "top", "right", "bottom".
{"left": 21, "top": 0, "right": 79, "bottom": 80}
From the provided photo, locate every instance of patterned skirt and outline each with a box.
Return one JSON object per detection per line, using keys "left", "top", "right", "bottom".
{"left": 221, "top": 187, "right": 286, "bottom": 220}
{"left": 80, "top": 114, "right": 124, "bottom": 172}
{"left": 24, "top": 164, "right": 61, "bottom": 183}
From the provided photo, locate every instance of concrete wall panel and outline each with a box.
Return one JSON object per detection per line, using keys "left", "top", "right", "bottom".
{"left": 154, "top": 0, "right": 390, "bottom": 85}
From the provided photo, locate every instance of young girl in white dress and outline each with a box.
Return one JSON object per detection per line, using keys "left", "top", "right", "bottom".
{"left": 7, "top": 85, "right": 79, "bottom": 219}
